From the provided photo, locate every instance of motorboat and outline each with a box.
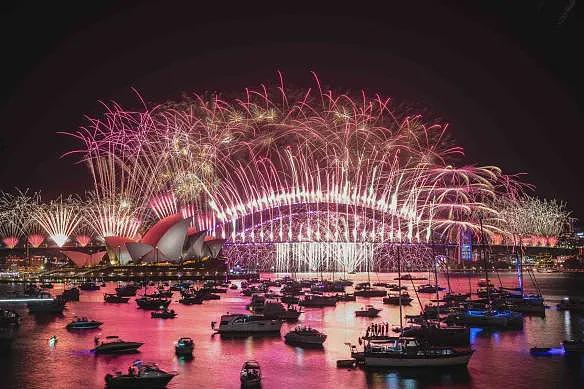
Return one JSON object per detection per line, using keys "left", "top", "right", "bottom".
{"left": 363, "top": 336, "right": 474, "bottom": 367}
{"left": 104, "top": 293, "right": 130, "bottom": 303}
{"left": 27, "top": 294, "right": 66, "bottom": 314}
{"left": 383, "top": 292, "right": 413, "bottom": 305}
{"left": 151, "top": 309, "right": 177, "bottom": 319}
{"left": 0, "top": 309, "right": 19, "bottom": 344}
{"left": 394, "top": 274, "right": 427, "bottom": 281}
{"left": 93, "top": 336, "right": 143, "bottom": 354}
{"left": 263, "top": 302, "right": 302, "bottom": 321}
{"left": 335, "top": 292, "right": 357, "bottom": 302}
{"left": 562, "top": 339, "right": 584, "bottom": 353}
{"left": 284, "top": 326, "right": 327, "bottom": 346}
{"left": 417, "top": 284, "right": 446, "bottom": 294}
{"left": 175, "top": 337, "right": 194, "bottom": 356}
{"left": 356, "top": 305, "right": 382, "bottom": 317}
{"left": 248, "top": 294, "right": 266, "bottom": 313}
{"left": 229, "top": 284, "right": 238, "bottom": 290}
{"left": 105, "top": 360, "right": 177, "bottom": 388}
{"left": 179, "top": 294, "right": 204, "bottom": 305}
{"left": 452, "top": 308, "right": 523, "bottom": 329}
{"left": 299, "top": 294, "right": 337, "bottom": 307}
{"left": 115, "top": 284, "right": 139, "bottom": 297}
{"left": 66, "top": 316, "right": 103, "bottom": 329}
{"left": 240, "top": 360, "right": 262, "bottom": 387}
{"left": 136, "top": 296, "right": 171, "bottom": 310}
{"left": 213, "top": 314, "right": 282, "bottom": 334}
{"left": 61, "top": 287, "right": 80, "bottom": 302}
{"left": 281, "top": 295, "right": 300, "bottom": 305}
{"left": 79, "top": 282, "right": 100, "bottom": 291}
{"left": 354, "top": 287, "right": 387, "bottom": 298}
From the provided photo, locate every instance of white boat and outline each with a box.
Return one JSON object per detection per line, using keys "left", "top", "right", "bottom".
{"left": 284, "top": 326, "right": 327, "bottom": 346}
{"left": 364, "top": 337, "right": 474, "bottom": 367}
{"left": 214, "top": 314, "right": 282, "bottom": 334}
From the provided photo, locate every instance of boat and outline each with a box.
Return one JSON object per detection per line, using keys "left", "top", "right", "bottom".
{"left": 417, "top": 284, "right": 445, "bottom": 294}
{"left": 151, "top": 309, "right": 177, "bottom": 319}
{"left": 175, "top": 337, "right": 194, "bottom": 356}
{"left": 213, "top": 314, "right": 283, "bottom": 334}
{"left": 335, "top": 292, "right": 356, "bottom": 302}
{"left": 281, "top": 295, "right": 300, "bottom": 305}
{"left": 136, "top": 296, "right": 171, "bottom": 310}
{"left": 229, "top": 284, "right": 238, "bottom": 290}
{"left": 115, "top": 284, "right": 139, "bottom": 297}
{"left": 400, "top": 322, "right": 470, "bottom": 347}
{"left": 104, "top": 293, "right": 130, "bottom": 303}
{"left": 0, "top": 309, "right": 19, "bottom": 344}
{"left": 248, "top": 294, "right": 266, "bottom": 313}
{"left": 179, "top": 294, "right": 204, "bottom": 305}
{"left": 453, "top": 308, "right": 523, "bottom": 329}
{"left": 562, "top": 339, "right": 584, "bottom": 353}
{"left": 240, "top": 360, "right": 262, "bottom": 387}
{"left": 79, "top": 282, "right": 100, "bottom": 291}
{"left": 355, "top": 305, "right": 382, "bottom": 317}
{"left": 93, "top": 336, "right": 143, "bottom": 354}
{"left": 66, "top": 316, "right": 103, "bottom": 329}
{"left": 299, "top": 294, "right": 337, "bottom": 307}
{"left": 263, "top": 302, "right": 302, "bottom": 321}
{"left": 61, "top": 287, "right": 80, "bottom": 302}
{"left": 363, "top": 336, "right": 474, "bottom": 367}
{"left": 354, "top": 287, "right": 387, "bottom": 298}
{"left": 529, "top": 346, "right": 564, "bottom": 356}
{"left": 40, "top": 283, "right": 53, "bottom": 289}
{"left": 284, "top": 326, "right": 327, "bottom": 346}
{"left": 383, "top": 292, "right": 413, "bottom": 305}
{"left": 394, "top": 274, "right": 427, "bottom": 281}
{"left": 105, "top": 360, "right": 177, "bottom": 388}
{"left": 27, "top": 295, "right": 66, "bottom": 314}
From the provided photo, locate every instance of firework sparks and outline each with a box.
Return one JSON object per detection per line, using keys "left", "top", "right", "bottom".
{"left": 33, "top": 196, "right": 83, "bottom": 247}
{"left": 65, "top": 75, "right": 531, "bottom": 270}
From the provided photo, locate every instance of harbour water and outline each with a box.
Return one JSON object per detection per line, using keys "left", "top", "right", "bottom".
{"left": 1, "top": 272, "right": 583, "bottom": 388}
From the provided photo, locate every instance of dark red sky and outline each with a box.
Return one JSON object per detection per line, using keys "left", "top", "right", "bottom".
{"left": 0, "top": 2, "right": 582, "bottom": 222}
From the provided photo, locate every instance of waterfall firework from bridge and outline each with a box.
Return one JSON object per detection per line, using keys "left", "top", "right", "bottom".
{"left": 66, "top": 75, "right": 523, "bottom": 271}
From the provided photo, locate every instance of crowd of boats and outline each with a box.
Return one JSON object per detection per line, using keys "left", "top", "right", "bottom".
{"left": 1, "top": 256, "right": 583, "bottom": 387}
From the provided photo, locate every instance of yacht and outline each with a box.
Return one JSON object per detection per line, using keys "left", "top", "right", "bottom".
{"left": 66, "top": 317, "right": 103, "bottom": 329}
{"left": 213, "top": 314, "right": 282, "bottom": 334}
{"left": 395, "top": 274, "right": 427, "bottom": 281}
{"left": 262, "top": 302, "right": 302, "bottom": 321}
{"left": 93, "top": 336, "right": 144, "bottom": 354}
{"left": 453, "top": 308, "right": 523, "bottom": 329}
{"left": 299, "top": 294, "right": 337, "bottom": 307}
{"left": 151, "top": 309, "right": 177, "bottom": 319}
{"left": 105, "top": 360, "right": 177, "bottom": 388}
{"left": 284, "top": 327, "right": 327, "bottom": 346}
{"left": 175, "top": 337, "right": 194, "bottom": 356}
{"left": 115, "top": 284, "right": 139, "bottom": 297}
{"left": 79, "top": 282, "right": 100, "bottom": 291}
{"left": 363, "top": 336, "right": 474, "bottom": 367}
{"left": 383, "top": 292, "right": 413, "bottom": 305}
{"left": 136, "top": 296, "right": 171, "bottom": 310}
{"left": 104, "top": 293, "right": 130, "bottom": 303}
{"left": 354, "top": 286, "right": 387, "bottom": 298}
{"left": 27, "top": 294, "right": 66, "bottom": 314}
{"left": 179, "top": 294, "right": 204, "bottom": 305}
{"left": 355, "top": 305, "right": 382, "bottom": 317}
{"left": 240, "top": 360, "right": 262, "bottom": 387}
{"left": 557, "top": 297, "right": 584, "bottom": 313}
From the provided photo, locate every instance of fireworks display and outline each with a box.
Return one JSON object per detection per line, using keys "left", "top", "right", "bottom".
{"left": 0, "top": 77, "right": 572, "bottom": 271}
{"left": 32, "top": 196, "right": 83, "bottom": 247}
{"left": 64, "top": 76, "right": 533, "bottom": 270}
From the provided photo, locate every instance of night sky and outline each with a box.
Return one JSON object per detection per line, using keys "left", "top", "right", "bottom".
{"left": 0, "top": 2, "right": 582, "bottom": 222}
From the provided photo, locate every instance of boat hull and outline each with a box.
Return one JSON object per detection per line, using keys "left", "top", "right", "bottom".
{"left": 365, "top": 352, "right": 473, "bottom": 367}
